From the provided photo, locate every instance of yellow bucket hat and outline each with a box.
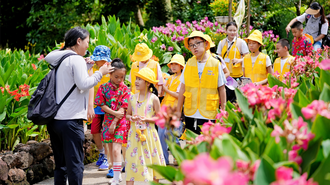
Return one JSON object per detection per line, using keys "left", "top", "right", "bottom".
{"left": 167, "top": 54, "right": 185, "bottom": 68}
{"left": 184, "top": 31, "right": 210, "bottom": 51}
{"left": 245, "top": 30, "right": 264, "bottom": 45}
{"left": 134, "top": 67, "right": 159, "bottom": 84}
{"left": 132, "top": 43, "right": 153, "bottom": 62}
{"left": 204, "top": 34, "right": 216, "bottom": 48}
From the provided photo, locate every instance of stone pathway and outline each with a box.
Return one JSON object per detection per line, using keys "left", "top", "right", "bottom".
{"left": 36, "top": 142, "right": 185, "bottom": 185}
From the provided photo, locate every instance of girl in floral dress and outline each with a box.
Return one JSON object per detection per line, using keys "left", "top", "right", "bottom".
{"left": 95, "top": 58, "right": 130, "bottom": 185}
{"left": 125, "top": 67, "right": 166, "bottom": 184}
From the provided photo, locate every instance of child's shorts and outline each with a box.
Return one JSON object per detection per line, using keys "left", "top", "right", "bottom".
{"left": 91, "top": 114, "right": 104, "bottom": 134}
{"left": 102, "top": 118, "right": 129, "bottom": 144}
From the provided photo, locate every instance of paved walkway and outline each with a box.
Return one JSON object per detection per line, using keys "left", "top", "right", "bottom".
{"left": 36, "top": 143, "right": 184, "bottom": 185}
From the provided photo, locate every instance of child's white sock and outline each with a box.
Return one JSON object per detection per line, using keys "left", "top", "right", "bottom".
{"left": 113, "top": 162, "right": 122, "bottom": 181}
{"left": 99, "top": 148, "right": 105, "bottom": 154}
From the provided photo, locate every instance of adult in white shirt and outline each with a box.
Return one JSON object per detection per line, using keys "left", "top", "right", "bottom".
{"left": 286, "top": 2, "right": 329, "bottom": 51}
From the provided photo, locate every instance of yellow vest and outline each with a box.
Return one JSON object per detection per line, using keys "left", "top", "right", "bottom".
{"left": 220, "top": 39, "right": 243, "bottom": 78}
{"left": 161, "top": 74, "right": 181, "bottom": 107}
{"left": 244, "top": 53, "right": 268, "bottom": 83}
{"left": 92, "top": 66, "right": 110, "bottom": 108}
{"left": 273, "top": 56, "right": 294, "bottom": 81}
{"left": 131, "top": 59, "right": 158, "bottom": 94}
{"left": 184, "top": 56, "right": 219, "bottom": 119}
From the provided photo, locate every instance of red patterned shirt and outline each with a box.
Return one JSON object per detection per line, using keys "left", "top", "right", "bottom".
{"left": 292, "top": 35, "right": 314, "bottom": 56}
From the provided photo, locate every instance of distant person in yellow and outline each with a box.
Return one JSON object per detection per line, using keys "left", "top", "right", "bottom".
{"left": 274, "top": 39, "right": 294, "bottom": 81}
{"left": 159, "top": 54, "right": 185, "bottom": 165}
{"left": 243, "top": 30, "right": 273, "bottom": 85}
{"left": 176, "top": 31, "right": 227, "bottom": 135}
{"left": 217, "top": 22, "right": 249, "bottom": 79}
{"left": 129, "top": 43, "right": 164, "bottom": 95}
{"left": 87, "top": 45, "right": 112, "bottom": 171}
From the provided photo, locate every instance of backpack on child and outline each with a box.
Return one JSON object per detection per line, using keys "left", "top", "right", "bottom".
{"left": 27, "top": 53, "right": 77, "bottom": 125}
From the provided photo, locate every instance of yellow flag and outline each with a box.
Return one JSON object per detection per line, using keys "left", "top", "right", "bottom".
{"left": 233, "top": 0, "right": 245, "bottom": 33}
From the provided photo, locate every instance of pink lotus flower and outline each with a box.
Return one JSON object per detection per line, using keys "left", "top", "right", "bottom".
{"left": 319, "top": 59, "right": 330, "bottom": 70}
{"left": 181, "top": 154, "right": 249, "bottom": 185}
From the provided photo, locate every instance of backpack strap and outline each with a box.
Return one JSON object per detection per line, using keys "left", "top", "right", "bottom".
{"left": 53, "top": 52, "right": 78, "bottom": 107}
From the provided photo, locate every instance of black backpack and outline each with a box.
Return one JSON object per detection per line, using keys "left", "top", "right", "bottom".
{"left": 27, "top": 53, "right": 77, "bottom": 125}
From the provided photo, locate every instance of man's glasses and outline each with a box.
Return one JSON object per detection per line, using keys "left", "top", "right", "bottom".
{"left": 188, "top": 41, "right": 204, "bottom": 49}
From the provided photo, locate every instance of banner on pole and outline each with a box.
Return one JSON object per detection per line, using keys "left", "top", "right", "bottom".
{"left": 233, "top": 0, "right": 245, "bottom": 33}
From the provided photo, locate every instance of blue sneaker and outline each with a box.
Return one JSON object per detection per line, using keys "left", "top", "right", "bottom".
{"left": 96, "top": 153, "right": 106, "bottom": 166}
{"left": 98, "top": 159, "right": 109, "bottom": 171}
{"left": 122, "top": 167, "right": 125, "bottom": 172}
{"left": 107, "top": 169, "right": 114, "bottom": 178}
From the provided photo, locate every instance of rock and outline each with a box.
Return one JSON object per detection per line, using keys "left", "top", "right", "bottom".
{"left": 26, "top": 140, "right": 38, "bottom": 145}
{"left": 30, "top": 142, "right": 52, "bottom": 161}
{"left": 26, "top": 164, "right": 43, "bottom": 184}
{"left": 2, "top": 154, "right": 22, "bottom": 169}
{"left": 0, "top": 158, "right": 9, "bottom": 181}
{"left": 13, "top": 144, "right": 31, "bottom": 154}
{"left": 84, "top": 143, "right": 98, "bottom": 164}
{"left": 16, "top": 152, "right": 31, "bottom": 169}
{"left": 8, "top": 169, "right": 26, "bottom": 182}
{"left": 42, "top": 157, "right": 54, "bottom": 174}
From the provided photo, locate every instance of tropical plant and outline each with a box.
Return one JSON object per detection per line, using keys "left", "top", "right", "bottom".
{"left": 150, "top": 49, "right": 330, "bottom": 185}
{"left": 0, "top": 49, "right": 50, "bottom": 151}
{"left": 210, "top": 0, "right": 237, "bottom": 16}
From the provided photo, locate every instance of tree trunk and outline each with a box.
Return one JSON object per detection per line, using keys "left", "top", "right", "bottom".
{"left": 294, "top": 1, "right": 301, "bottom": 16}
{"left": 165, "top": 0, "right": 172, "bottom": 21}
{"left": 135, "top": 5, "right": 145, "bottom": 27}
{"left": 229, "top": 0, "right": 233, "bottom": 22}
{"left": 247, "top": 0, "right": 251, "bottom": 36}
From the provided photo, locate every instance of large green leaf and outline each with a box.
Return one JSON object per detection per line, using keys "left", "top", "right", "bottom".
{"left": 235, "top": 89, "right": 253, "bottom": 120}
{"left": 311, "top": 152, "right": 330, "bottom": 184}
{"left": 297, "top": 89, "right": 311, "bottom": 107}
{"left": 263, "top": 137, "right": 284, "bottom": 163}
{"left": 184, "top": 129, "right": 198, "bottom": 140}
{"left": 311, "top": 115, "right": 330, "bottom": 141}
{"left": 255, "top": 156, "right": 276, "bottom": 185}
{"left": 319, "top": 83, "right": 330, "bottom": 103}
{"left": 319, "top": 69, "right": 330, "bottom": 90}
{"left": 148, "top": 165, "right": 177, "bottom": 181}
{"left": 300, "top": 138, "right": 322, "bottom": 173}
{"left": 267, "top": 74, "right": 288, "bottom": 88}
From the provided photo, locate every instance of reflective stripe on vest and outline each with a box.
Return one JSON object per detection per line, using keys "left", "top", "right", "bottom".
{"left": 184, "top": 56, "right": 219, "bottom": 119}
{"left": 244, "top": 53, "right": 268, "bottom": 83}
{"left": 131, "top": 59, "right": 158, "bottom": 94}
{"left": 273, "top": 56, "right": 294, "bottom": 81}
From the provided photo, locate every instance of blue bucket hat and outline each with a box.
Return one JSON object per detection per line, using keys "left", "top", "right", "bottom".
{"left": 90, "top": 45, "right": 112, "bottom": 62}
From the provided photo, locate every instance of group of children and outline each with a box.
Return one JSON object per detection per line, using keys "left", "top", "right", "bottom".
{"left": 86, "top": 20, "right": 311, "bottom": 185}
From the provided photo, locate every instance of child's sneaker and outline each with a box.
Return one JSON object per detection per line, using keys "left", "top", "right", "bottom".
{"left": 96, "top": 153, "right": 106, "bottom": 166}
{"left": 121, "top": 166, "right": 125, "bottom": 172}
{"left": 109, "top": 179, "right": 120, "bottom": 185}
{"left": 98, "top": 159, "right": 109, "bottom": 171}
{"left": 106, "top": 169, "right": 114, "bottom": 178}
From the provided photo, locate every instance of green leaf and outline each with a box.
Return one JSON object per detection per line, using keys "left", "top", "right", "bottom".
{"left": 263, "top": 137, "right": 284, "bottom": 163}
{"left": 319, "top": 69, "right": 330, "bottom": 90}
{"left": 184, "top": 129, "right": 198, "bottom": 140}
{"left": 196, "top": 141, "right": 209, "bottom": 153}
{"left": 255, "top": 156, "right": 276, "bottom": 185}
{"left": 290, "top": 102, "right": 303, "bottom": 120}
{"left": 267, "top": 74, "right": 288, "bottom": 88}
{"left": 148, "top": 165, "right": 177, "bottom": 181}
{"left": 311, "top": 115, "right": 330, "bottom": 141}
{"left": 235, "top": 89, "right": 253, "bottom": 120}
{"left": 274, "top": 161, "right": 300, "bottom": 172}
{"left": 301, "top": 138, "right": 322, "bottom": 173}
{"left": 311, "top": 152, "right": 330, "bottom": 184}
{"left": 322, "top": 140, "right": 330, "bottom": 159}
{"left": 10, "top": 107, "right": 28, "bottom": 118}
{"left": 3, "top": 62, "right": 16, "bottom": 83}
{"left": 297, "top": 89, "right": 311, "bottom": 107}
{"left": 0, "top": 110, "right": 6, "bottom": 123}
{"left": 319, "top": 84, "right": 330, "bottom": 103}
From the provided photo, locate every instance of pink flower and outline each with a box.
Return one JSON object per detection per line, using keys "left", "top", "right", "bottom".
{"left": 276, "top": 166, "right": 293, "bottom": 181}
{"left": 192, "top": 20, "right": 197, "bottom": 25}
{"left": 271, "top": 125, "right": 284, "bottom": 143}
{"left": 301, "top": 100, "right": 330, "bottom": 121}
{"left": 176, "top": 19, "right": 182, "bottom": 24}
{"left": 236, "top": 160, "right": 250, "bottom": 172}
{"left": 151, "top": 37, "right": 158, "bottom": 43}
{"left": 38, "top": 54, "right": 44, "bottom": 61}
{"left": 181, "top": 154, "right": 249, "bottom": 185}
{"left": 289, "top": 149, "right": 303, "bottom": 165}
{"left": 320, "top": 59, "right": 330, "bottom": 70}
{"left": 171, "top": 35, "right": 177, "bottom": 42}
{"left": 211, "top": 124, "right": 232, "bottom": 139}
{"left": 161, "top": 44, "right": 166, "bottom": 50}
{"left": 196, "top": 1, "right": 201, "bottom": 3}
{"left": 204, "top": 17, "right": 208, "bottom": 21}
{"left": 168, "top": 46, "right": 174, "bottom": 52}
{"left": 215, "top": 22, "right": 218, "bottom": 26}
{"left": 186, "top": 22, "right": 192, "bottom": 27}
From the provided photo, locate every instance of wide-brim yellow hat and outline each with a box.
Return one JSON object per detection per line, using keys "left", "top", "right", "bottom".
{"left": 204, "top": 34, "right": 216, "bottom": 48}
{"left": 245, "top": 30, "right": 264, "bottom": 45}
{"left": 132, "top": 43, "right": 153, "bottom": 62}
{"left": 184, "top": 31, "right": 210, "bottom": 51}
{"left": 134, "top": 67, "right": 159, "bottom": 84}
{"left": 167, "top": 54, "right": 185, "bottom": 68}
